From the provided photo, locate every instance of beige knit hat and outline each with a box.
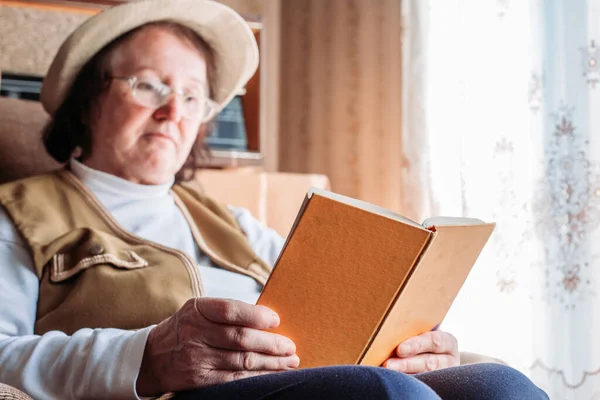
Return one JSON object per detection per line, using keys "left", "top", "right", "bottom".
{"left": 40, "top": 0, "right": 259, "bottom": 117}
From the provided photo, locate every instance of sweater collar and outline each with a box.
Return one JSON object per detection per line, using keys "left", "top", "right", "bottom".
{"left": 69, "top": 158, "right": 174, "bottom": 198}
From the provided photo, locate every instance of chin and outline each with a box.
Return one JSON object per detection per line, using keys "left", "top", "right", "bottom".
{"left": 132, "top": 163, "right": 176, "bottom": 185}
{"left": 138, "top": 174, "right": 174, "bottom": 185}
{"left": 133, "top": 154, "right": 181, "bottom": 184}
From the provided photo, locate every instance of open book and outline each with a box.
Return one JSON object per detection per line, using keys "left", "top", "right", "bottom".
{"left": 256, "top": 187, "right": 495, "bottom": 369}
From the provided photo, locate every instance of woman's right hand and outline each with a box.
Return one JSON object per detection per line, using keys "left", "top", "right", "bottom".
{"left": 135, "top": 297, "right": 299, "bottom": 397}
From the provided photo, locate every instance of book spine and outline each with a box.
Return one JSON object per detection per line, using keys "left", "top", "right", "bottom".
{"left": 356, "top": 230, "right": 437, "bottom": 366}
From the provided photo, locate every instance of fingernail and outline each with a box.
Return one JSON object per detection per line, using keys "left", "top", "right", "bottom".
{"left": 287, "top": 355, "right": 300, "bottom": 368}
{"left": 398, "top": 344, "right": 411, "bottom": 356}
{"left": 270, "top": 312, "right": 280, "bottom": 328}
{"left": 285, "top": 339, "right": 297, "bottom": 356}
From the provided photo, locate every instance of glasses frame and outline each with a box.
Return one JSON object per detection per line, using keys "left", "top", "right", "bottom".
{"left": 111, "top": 75, "right": 219, "bottom": 122}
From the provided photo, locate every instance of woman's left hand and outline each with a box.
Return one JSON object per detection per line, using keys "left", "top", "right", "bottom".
{"left": 382, "top": 330, "right": 460, "bottom": 374}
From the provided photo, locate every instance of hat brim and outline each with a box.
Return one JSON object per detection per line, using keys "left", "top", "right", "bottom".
{"left": 40, "top": 0, "right": 259, "bottom": 118}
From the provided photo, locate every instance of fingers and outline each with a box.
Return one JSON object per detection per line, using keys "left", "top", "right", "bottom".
{"left": 191, "top": 298, "right": 295, "bottom": 356}
{"left": 383, "top": 353, "right": 459, "bottom": 374}
{"left": 208, "top": 348, "right": 300, "bottom": 371}
{"left": 396, "top": 331, "right": 458, "bottom": 358}
{"left": 196, "top": 297, "right": 280, "bottom": 330}
{"left": 202, "top": 324, "right": 296, "bottom": 356}
{"left": 139, "top": 299, "right": 298, "bottom": 396}
{"left": 387, "top": 331, "right": 460, "bottom": 374}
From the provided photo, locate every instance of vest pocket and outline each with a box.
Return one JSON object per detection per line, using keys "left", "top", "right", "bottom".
{"left": 48, "top": 229, "right": 149, "bottom": 283}
{"left": 51, "top": 251, "right": 148, "bottom": 282}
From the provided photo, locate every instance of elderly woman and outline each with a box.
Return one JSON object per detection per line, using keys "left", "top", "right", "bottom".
{"left": 0, "top": 1, "right": 547, "bottom": 399}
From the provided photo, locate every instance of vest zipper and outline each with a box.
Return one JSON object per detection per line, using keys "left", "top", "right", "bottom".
{"left": 59, "top": 171, "right": 203, "bottom": 297}
{"left": 171, "top": 193, "right": 268, "bottom": 286}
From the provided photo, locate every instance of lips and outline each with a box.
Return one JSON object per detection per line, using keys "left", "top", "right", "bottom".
{"left": 145, "top": 132, "right": 176, "bottom": 146}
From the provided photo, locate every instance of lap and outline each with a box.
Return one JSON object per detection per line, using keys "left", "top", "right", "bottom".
{"left": 173, "top": 365, "right": 439, "bottom": 400}
{"left": 173, "top": 363, "right": 548, "bottom": 400}
{"left": 416, "top": 363, "right": 549, "bottom": 400}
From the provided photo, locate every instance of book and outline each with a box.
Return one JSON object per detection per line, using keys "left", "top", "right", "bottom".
{"left": 256, "top": 187, "right": 495, "bottom": 369}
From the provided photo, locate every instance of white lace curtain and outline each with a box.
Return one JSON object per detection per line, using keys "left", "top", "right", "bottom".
{"left": 402, "top": 1, "right": 600, "bottom": 398}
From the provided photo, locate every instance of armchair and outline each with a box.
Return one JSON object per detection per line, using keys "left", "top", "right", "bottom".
{"left": 0, "top": 383, "right": 32, "bottom": 400}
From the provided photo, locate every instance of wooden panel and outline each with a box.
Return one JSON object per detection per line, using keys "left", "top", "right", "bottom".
{"left": 242, "top": 29, "right": 261, "bottom": 152}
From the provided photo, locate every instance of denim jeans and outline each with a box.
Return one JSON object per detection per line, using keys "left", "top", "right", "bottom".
{"left": 174, "top": 363, "right": 549, "bottom": 400}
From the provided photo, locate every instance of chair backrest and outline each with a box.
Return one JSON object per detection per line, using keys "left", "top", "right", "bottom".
{"left": 0, "top": 96, "right": 62, "bottom": 184}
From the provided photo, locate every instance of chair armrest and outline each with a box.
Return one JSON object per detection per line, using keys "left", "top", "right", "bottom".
{"left": 460, "top": 351, "right": 508, "bottom": 366}
{"left": 0, "top": 383, "right": 32, "bottom": 400}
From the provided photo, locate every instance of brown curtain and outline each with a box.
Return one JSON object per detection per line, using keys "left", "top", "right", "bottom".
{"left": 278, "top": 0, "right": 406, "bottom": 214}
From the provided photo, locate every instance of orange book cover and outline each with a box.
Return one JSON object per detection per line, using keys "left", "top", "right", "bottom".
{"left": 256, "top": 188, "right": 495, "bottom": 369}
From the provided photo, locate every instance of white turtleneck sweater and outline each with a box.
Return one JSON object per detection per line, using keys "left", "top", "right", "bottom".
{"left": 0, "top": 160, "right": 285, "bottom": 399}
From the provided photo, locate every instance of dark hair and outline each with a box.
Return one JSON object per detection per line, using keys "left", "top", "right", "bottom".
{"left": 43, "top": 21, "right": 217, "bottom": 182}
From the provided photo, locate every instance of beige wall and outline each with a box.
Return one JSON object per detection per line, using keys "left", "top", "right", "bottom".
{"left": 0, "top": 0, "right": 264, "bottom": 75}
{"left": 217, "top": 0, "right": 262, "bottom": 18}
{"left": 278, "top": 0, "right": 404, "bottom": 212}
{"left": 0, "top": 5, "right": 88, "bottom": 75}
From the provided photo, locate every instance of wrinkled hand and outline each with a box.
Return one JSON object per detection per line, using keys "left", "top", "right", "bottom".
{"left": 382, "top": 330, "right": 459, "bottom": 374}
{"left": 136, "top": 298, "right": 299, "bottom": 397}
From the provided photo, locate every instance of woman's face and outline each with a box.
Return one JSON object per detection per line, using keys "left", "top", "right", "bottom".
{"left": 84, "top": 26, "right": 209, "bottom": 185}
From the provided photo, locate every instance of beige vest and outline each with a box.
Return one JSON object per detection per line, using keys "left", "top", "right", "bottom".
{"left": 0, "top": 170, "right": 272, "bottom": 335}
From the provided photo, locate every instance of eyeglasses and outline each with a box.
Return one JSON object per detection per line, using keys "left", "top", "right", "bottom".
{"left": 111, "top": 76, "right": 219, "bottom": 122}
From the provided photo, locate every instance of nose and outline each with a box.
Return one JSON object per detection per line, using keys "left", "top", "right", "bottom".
{"left": 153, "top": 94, "right": 185, "bottom": 122}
